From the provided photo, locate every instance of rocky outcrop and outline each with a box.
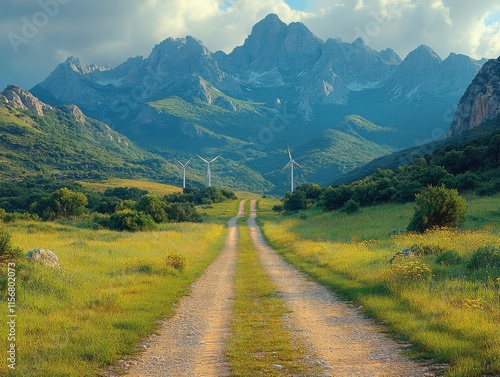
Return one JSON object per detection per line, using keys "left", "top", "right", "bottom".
{"left": 58, "top": 104, "right": 87, "bottom": 123}
{"left": 25, "top": 248, "right": 61, "bottom": 268}
{"left": 1, "top": 85, "right": 52, "bottom": 116}
{"left": 448, "top": 57, "right": 500, "bottom": 136}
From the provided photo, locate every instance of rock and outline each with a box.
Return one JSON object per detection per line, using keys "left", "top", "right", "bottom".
{"left": 25, "top": 248, "right": 60, "bottom": 268}
{"left": 388, "top": 228, "right": 403, "bottom": 236}
{"left": 389, "top": 249, "right": 414, "bottom": 264}
{"left": 1, "top": 85, "right": 52, "bottom": 116}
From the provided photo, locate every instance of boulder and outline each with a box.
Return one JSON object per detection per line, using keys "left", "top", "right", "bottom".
{"left": 25, "top": 248, "right": 60, "bottom": 268}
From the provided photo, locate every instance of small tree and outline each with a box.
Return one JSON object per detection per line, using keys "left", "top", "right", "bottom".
{"left": 408, "top": 185, "right": 466, "bottom": 233}
{"left": 283, "top": 190, "right": 308, "bottom": 211}
{"left": 33, "top": 187, "right": 88, "bottom": 220}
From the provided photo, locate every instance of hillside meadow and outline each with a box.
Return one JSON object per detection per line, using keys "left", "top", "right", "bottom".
{"left": 257, "top": 194, "right": 500, "bottom": 377}
{"left": 0, "top": 197, "right": 240, "bottom": 377}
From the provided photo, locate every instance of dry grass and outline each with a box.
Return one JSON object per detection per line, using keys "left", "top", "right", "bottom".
{"left": 78, "top": 178, "right": 182, "bottom": 195}
{"left": 257, "top": 197, "right": 500, "bottom": 377}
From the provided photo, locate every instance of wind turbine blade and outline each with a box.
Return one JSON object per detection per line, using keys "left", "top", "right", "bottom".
{"left": 282, "top": 161, "right": 292, "bottom": 171}
{"left": 177, "top": 160, "right": 184, "bottom": 167}
{"left": 288, "top": 146, "right": 292, "bottom": 160}
{"left": 210, "top": 154, "right": 222, "bottom": 163}
{"left": 197, "top": 155, "right": 210, "bottom": 164}
{"left": 185, "top": 158, "right": 192, "bottom": 165}
{"left": 293, "top": 161, "right": 303, "bottom": 169}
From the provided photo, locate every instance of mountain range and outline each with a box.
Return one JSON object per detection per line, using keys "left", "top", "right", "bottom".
{"left": 6, "top": 14, "right": 492, "bottom": 193}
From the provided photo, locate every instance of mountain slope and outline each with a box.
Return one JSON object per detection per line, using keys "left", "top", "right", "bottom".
{"left": 0, "top": 85, "right": 176, "bottom": 181}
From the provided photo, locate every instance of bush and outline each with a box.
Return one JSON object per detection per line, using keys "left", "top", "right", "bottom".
{"left": 0, "top": 228, "right": 22, "bottom": 262}
{"left": 341, "top": 199, "right": 360, "bottom": 214}
{"left": 407, "top": 185, "right": 467, "bottom": 233}
{"left": 32, "top": 187, "right": 88, "bottom": 220}
{"left": 136, "top": 194, "right": 168, "bottom": 223}
{"left": 409, "top": 244, "right": 448, "bottom": 256}
{"left": 272, "top": 205, "right": 284, "bottom": 212}
{"left": 165, "top": 254, "right": 186, "bottom": 272}
{"left": 107, "top": 210, "right": 157, "bottom": 232}
{"left": 283, "top": 191, "right": 308, "bottom": 211}
{"left": 165, "top": 202, "right": 202, "bottom": 223}
{"left": 467, "top": 246, "right": 500, "bottom": 270}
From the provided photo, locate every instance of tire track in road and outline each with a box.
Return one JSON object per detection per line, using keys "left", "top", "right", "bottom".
{"left": 248, "top": 199, "right": 435, "bottom": 377}
{"left": 116, "top": 200, "right": 245, "bottom": 377}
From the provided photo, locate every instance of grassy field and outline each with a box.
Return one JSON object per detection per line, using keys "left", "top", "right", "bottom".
{"left": 257, "top": 194, "right": 500, "bottom": 377}
{"left": 78, "top": 178, "right": 182, "bottom": 195}
{"left": 0, "top": 198, "right": 236, "bottom": 376}
{"left": 226, "top": 207, "right": 320, "bottom": 376}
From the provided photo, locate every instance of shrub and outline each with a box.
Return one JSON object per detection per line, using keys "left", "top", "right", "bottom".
{"left": 107, "top": 210, "right": 157, "bottom": 232}
{"left": 407, "top": 185, "right": 467, "bottom": 233}
{"left": 385, "top": 259, "right": 432, "bottom": 293}
{"left": 272, "top": 205, "right": 284, "bottom": 212}
{"left": 341, "top": 199, "right": 360, "bottom": 214}
{"left": 0, "top": 228, "right": 22, "bottom": 262}
{"left": 409, "top": 244, "right": 448, "bottom": 256}
{"left": 283, "top": 191, "right": 308, "bottom": 211}
{"left": 165, "top": 202, "right": 202, "bottom": 223}
{"left": 136, "top": 194, "right": 168, "bottom": 223}
{"left": 467, "top": 246, "right": 500, "bottom": 270}
{"left": 165, "top": 254, "right": 186, "bottom": 272}
{"left": 32, "top": 187, "right": 88, "bottom": 220}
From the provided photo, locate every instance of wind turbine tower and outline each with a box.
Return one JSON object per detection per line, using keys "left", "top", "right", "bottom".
{"left": 284, "top": 146, "right": 302, "bottom": 193}
{"left": 177, "top": 159, "right": 191, "bottom": 189}
{"left": 197, "top": 154, "right": 221, "bottom": 187}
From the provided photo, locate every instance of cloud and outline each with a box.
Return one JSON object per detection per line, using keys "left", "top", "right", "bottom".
{"left": 0, "top": 0, "right": 499, "bottom": 91}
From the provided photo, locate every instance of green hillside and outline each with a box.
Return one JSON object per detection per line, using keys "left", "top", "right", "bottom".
{"left": 0, "top": 95, "right": 177, "bottom": 181}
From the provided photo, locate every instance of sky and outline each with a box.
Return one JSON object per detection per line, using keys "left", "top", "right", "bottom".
{"left": 1, "top": 0, "right": 500, "bottom": 91}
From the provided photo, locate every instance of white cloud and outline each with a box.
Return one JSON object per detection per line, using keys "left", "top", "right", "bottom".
{"left": 1, "top": 0, "right": 500, "bottom": 90}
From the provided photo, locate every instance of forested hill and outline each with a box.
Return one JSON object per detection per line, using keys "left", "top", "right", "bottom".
{"left": 315, "top": 116, "right": 500, "bottom": 212}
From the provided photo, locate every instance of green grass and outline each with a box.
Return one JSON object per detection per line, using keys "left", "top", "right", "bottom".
{"left": 257, "top": 196, "right": 500, "bottom": 377}
{"left": 226, "top": 218, "right": 320, "bottom": 376}
{"left": 0, "top": 220, "right": 227, "bottom": 376}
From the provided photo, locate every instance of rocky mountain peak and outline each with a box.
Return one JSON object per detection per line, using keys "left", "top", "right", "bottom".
{"left": 225, "top": 13, "right": 322, "bottom": 79}
{"left": 400, "top": 45, "right": 442, "bottom": 71}
{"left": 448, "top": 57, "right": 500, "bottom": 136}
{"left": 63, "top": 56, "right": 109, "bottom": 75}
{"left": 1, "top": 85, "right": 51, "bottom": 116}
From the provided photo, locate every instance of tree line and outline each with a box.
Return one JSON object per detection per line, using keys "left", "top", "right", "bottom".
{"left": 0, "top": 178, "right": 236, "bottom": 231}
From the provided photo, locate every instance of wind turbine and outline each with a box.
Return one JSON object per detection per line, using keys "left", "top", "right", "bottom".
{"left": 283, "top": 146, "right": 302, "bottom": 193}
{"left": 177, "top": 158, "right": 191, "bottom": 189}
{"left": 197, "top": 154, "right": 221, "bottom": 187}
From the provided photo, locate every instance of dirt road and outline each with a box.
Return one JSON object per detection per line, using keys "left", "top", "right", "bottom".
{"left": 248, "top": 199, "right": 434, "bottom": 377}
{"left": 113, "top": 200, "right": 245, "bottom": 377}
{"left": 112, "top": 199, "right": 435, "bottom": 376}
